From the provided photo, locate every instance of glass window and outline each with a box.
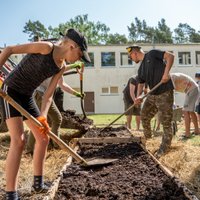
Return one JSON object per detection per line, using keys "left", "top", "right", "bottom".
{"left": 110, "top": 86, "right": 118, "bottom": 94}
{"left": 102, "top": 87, "right": 109, "bottom": 94}
{"left": 101, "top": 86, "right": 118, "bottom": 94}
{"left": 178, "top": 52, "right": 191, "bottom": 65}
{"left": 85, "top": 52, "right": 94, "bottom": 67}
{"left": 120, "top": 53, "right": 132, "bottom": 66}
{"left": 196, "top": 51, "right": 200, "bottom": 65}
{"left": 101, "top": 52, "right": 115, "bottom": 67}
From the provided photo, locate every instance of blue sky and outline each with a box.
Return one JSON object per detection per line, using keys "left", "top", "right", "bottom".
{"left": 0, "top": 0, "right": 200, "bottom": 47}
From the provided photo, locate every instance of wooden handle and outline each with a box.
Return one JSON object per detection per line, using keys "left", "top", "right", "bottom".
{"left": 101, "top": 82, "right": 163, "bottom": 131}
{"left": 0, "top": 89, "right": 87, "bottom": 164}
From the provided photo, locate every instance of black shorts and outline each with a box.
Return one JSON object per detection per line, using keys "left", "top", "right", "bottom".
{"left": 196, "top": 103, "right": 200, "bottom": 114}
{"left": 1, "top": 84, "right": 40, "bottom": 120}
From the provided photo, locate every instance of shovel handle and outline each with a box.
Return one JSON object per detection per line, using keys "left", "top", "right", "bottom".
{"left": 100, "top": 82, "right": 163, "bottom": 131}
{"left": 0, "top": 89, "right": 87, "bottom": 165}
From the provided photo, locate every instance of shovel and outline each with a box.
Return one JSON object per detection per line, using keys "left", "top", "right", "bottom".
{"left": 100, "top": 82, "right": 163, "bottom": 132}
{"left": 77, "top": 63, "right": 87, "bottom": 119}
{"left": 0, "top": 89, "right": 117, "bottom": 167}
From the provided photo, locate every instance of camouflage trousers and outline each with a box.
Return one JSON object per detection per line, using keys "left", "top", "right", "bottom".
{"left": 141, "top": 90, "right": 174, "bottom": 152}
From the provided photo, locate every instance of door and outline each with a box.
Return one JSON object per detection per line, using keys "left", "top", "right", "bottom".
{"left": 84, "top": 92, "right": 95, "bottom": 113}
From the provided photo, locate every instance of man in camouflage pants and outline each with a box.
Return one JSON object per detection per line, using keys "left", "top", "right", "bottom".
{"left": 126, "top": 45, "right": 174, "bottom": 158}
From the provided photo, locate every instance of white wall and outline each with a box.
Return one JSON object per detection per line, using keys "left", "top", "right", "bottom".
{"left": 63, "top": 44, "right": 200, "bottom": 114}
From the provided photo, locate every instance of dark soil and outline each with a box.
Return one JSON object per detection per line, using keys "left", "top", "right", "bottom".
{"left": 54, "top": 127, "right": 195, "bottom": 200}
{"left": 61, "top": 109, "right": 93, "bottom": 134}
{"left": 85, "top": 126, "right": 130, "bottom": 138}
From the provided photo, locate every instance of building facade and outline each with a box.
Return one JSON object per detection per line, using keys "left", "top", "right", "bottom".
{"left": 2, "top": 43, "right": 200, "bottom": 114}
{"left": 63, "top": 43, "right": 200, "bottom": 114}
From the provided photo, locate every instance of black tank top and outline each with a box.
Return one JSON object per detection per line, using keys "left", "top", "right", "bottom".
{"left": 4, "top": 46, "right": 61, "bottom": 95}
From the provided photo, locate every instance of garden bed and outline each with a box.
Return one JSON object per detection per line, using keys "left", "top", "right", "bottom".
{"left": 53, "top": 127, "right": 198, "bottom": 200}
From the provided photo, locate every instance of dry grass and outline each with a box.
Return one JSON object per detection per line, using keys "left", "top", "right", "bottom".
{"left": 0, "top": 130, "right": 73, "bottom": 199}
{"left": 1, "top": 121, "right": 200, "bottom": 199}
{"left": 142, "top": 127, "right": 200, "bottom": 199}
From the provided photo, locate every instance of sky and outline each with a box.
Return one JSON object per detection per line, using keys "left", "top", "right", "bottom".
{"left": 0, "top": 0, "right": 200, "bottom": 47}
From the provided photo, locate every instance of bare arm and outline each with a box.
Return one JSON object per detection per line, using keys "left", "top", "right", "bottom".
{"left": 0, "top": 42, "right": 53, "bottom": 68}
{"left": 161, "top": 51, "right": 174, "bottom": 83}
{"left": 137, "top": 83, "right": 145, "bottom": 97}
{"left": 129, "top": 83, "right": 136, "bottom": 102}
{"left": 135, "top": 83, "right": 145, "bottom": 105}
{"left": 40, "top": 67, "right": 65, "bottom": 117}
{"left": 57, "top": 76, "right": 78, "bottom": 95}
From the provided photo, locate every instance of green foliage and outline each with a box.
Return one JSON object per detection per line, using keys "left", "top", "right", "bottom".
{"left": 128, "top": 17, "right": 173, "bottom": 43}
{"left": 174, "top": 23, "right": 200, "bottom": 43}
{"left": 23, "top": 20, "right": 49, "bottom": 41}
{"left": 48, "top": 14, "right": 111, "bottom": 44}
{"left": 23, "top": 15, "right": 200, "bottom": 44}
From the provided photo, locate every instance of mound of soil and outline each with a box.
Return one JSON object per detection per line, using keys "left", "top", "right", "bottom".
{"left": 55, "top": 142, "right": 194, "bottom": 200}
{"left": 85, "top": 126, "right": 131, "bottom": 138}
{"left": 61, "top": 109, "right": 93, "bottom": 134}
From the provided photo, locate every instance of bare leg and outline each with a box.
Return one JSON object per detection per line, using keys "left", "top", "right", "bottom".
{"left": 5, "top": 117, "right": 25, "bottom": 191}
{"left": 126, "top": 115, "right": 132, "bottom": 129}
{"left": 25, "top": 120, "right": 49, "bottom": 176}
{"left": 190, "top": 112, "right": 199, "bottom": 134}
{"left": 183, "top": 111, "right": 191, "bottom": 137}
{"left": 135, "top": 115, "right": 141, "bottom": 130}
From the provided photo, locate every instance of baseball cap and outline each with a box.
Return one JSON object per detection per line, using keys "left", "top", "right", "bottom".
{"left": 60, "top": 28, "right": 91, "bottom": 63}
{"left": 126, "top": 45, "right": 141, "bottom": 53}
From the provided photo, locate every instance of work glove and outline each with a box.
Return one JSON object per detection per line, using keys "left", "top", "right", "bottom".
{"left": 73, "top": 91, "right": 85, "bottom": 99}
{"left": 36, "top": 116, "right": 50, "bottom": 134}
{"left": 69, "top": 61, "right": 84, "bottom": 70}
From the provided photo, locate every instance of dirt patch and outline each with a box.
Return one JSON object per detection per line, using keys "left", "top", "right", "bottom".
{"left": 55, "top": 142, "right": 193, "bottom": 200}
{"left": 54, "top": 127, "right": 197, "bottom": 200}
{"left": 61, "top": 110, "right": 93, "bottom": 135}
{"left": 84, "top": 126, "right": 130, "bottom": 137}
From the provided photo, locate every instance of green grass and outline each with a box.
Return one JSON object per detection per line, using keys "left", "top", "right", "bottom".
{"left": 87, "top": 114, "right": 126, "bottom": 127}
{"left": 87, "top": 114, "right": 156, "bottom": 128}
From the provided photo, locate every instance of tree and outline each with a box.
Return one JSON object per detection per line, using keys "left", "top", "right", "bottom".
{"left": 23, "top": 20, "right": 49, "bottom": 41}
{"left": 174, "top": 23, "right": 193, "bottom": 43}
{"left": 48, "top": 14, "right": 110, "bottom": 44}
{"left": 106, "top": 33, "right": 128, "bottom": 44}
{"left": 154, "top": 19, "right": 173, "bottom": 43}
{"left": 173, "top": 23, "right": 200, "bottom": 43}
{"left": 128, "top": 17, "right": 173, "bottom": 44}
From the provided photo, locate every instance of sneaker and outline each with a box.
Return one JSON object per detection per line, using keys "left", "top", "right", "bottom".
{"left": 31, "top": 183, "right": 50, "bottom": 194}
{"left": 178, "top": 134, "right": 191, "bottom": 141}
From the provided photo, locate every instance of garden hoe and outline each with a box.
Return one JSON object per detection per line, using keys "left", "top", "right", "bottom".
{"left": 0, "top": 89, "right": 117, "bottom": 167}
{"left": 100, "top": 81, "right": 163, "bottom": 132}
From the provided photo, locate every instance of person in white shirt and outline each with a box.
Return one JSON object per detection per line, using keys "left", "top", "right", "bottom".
{"left": 170, "top": 73, "right": 200, "bottom": 139}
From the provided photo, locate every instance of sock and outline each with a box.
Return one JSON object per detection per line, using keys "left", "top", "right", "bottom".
{"left": 6, "top": 191, "right": 18, "bottom": 200}
{"left": 33, "top": 175, "right": 43, "bottom": 189}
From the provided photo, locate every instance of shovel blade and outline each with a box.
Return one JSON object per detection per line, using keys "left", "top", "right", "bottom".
{"left": 82, "top": 158, "right": 118, "bottom": 168}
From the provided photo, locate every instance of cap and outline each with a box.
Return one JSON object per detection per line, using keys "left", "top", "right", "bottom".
{"left": 126, "top": 45, "right": 141, "bottom": 53}
{"left": 195, "top": 72, "right": 200, "bottom": 78}
{"left": 60, "top": 28, "right": 91, "bottom": 63}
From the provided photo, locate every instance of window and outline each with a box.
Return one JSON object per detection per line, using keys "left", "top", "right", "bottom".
{"left": 101, "top": 52, "right": 115, "bottom": 67}
{"left": 85, "top": 52, "right": 94, "bottom": 67}
{"left": 178, "top": 52, "right": 191, "bottom": 65}
{"left": 110, "top": 87, "right": 118, "bottom": 94}
{"left": 101, "top": 86, "right": 118, "bottom": 94}
{"left": 120, "top": 52, "right": 132, "bottom": 66}
{"left": 196, "top": 51, "right": 200, "bottom": 65}
{"left": 102, "top": 87, "right": 109, "bottom": 93}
